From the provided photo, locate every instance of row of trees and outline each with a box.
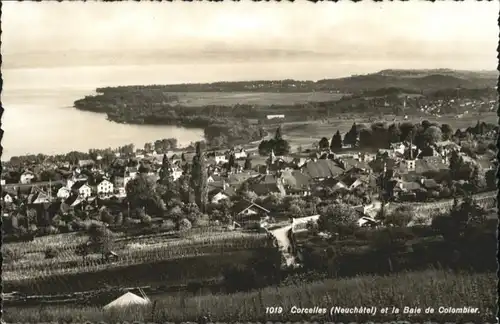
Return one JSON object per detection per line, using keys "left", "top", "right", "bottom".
{"left": 258, "top": 126, "right": 291, "bottom": 156}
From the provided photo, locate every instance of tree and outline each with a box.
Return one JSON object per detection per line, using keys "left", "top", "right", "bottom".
{"left": 423, "top": 126, "right": 443, "bottom": 146}
{"left": 387, "top": 123, "right": 402, "bottom": 144}
{"left": 45, "top": 247, "right": 58, "bottom": 259}
{"left": 441, "top": 124, "right": 453, "bottom": 140}
{"left": 343, "top": 122, "right": 358, "bottom": 146}
{"left": 75, "top": 242, "right": 90, "bottom": 261}
{"left": 384, "top": 206, "right": 415, "bottom": 227}
{"left": 359, "top": 128, "right": 373, "bottom": 148}
{"left": 318, "top": 137, "right": 330, "bottom": 151}
{"left": 144, "top": 142, "right": 153, "bottom": 153}
{"left": 190, "top": 142, "right": 209, "bottom": 213}
{"left": 126, "top": 174, "right": 158, "bottom": 211}
{"left": 227, "top": 153, "right": 236, "bottom": 172}
{"left": 330, "top": 131, "right": 342, "bottom": 151}
{"left": 318, "top": 203, "right": 359, "bottom": 238}
{"left": 244, "top": 156, "right": 252, "bottom": 170}
{"left": 179, "top": 218, "right": 192, "bottom": 232}
{"left": 275, "top": 126, "right": 283, "bottom": 141}
{"left": 87, "top": 224, "right": 114, "bottom": 260}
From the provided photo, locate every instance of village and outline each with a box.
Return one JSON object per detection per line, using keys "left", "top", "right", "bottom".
{"left": 1, "top": 117, "right": 496, "bottom": 241}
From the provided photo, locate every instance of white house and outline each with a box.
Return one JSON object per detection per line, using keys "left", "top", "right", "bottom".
{"left": 215, "top": 154, "right": 228, "bottom": 164}
{"left": 234, "top": 149, "right": 247, "bottom": 160}
{"left": 97, "top": 180, "right": 114, "bottom": 195}
{"left": 72, "top": 182, "right": 92, "bottom": 199}
{"left": 103, "top": 292, "right": 150, "bottom": 310}
{"left": 57, "top": 187, "right": 71, "bottom": 199}
{"left": 266, "top": 114, "right": 285, "bottom": 120}
{"left": 211, "top": 191, "right": 229, "bottom": 204}
{"left": 126, "top": 167, "right": 138, "bottom": 178}
{"left": 2, "top": 193, "right": 14, "bottom": 204}
{"left": 20, "top": 171, "right": 35, "bottom": 184}
{"left": 0, "top": 179, "right": 6, "bottom": 186}
{"left": 172, "top": 168, "right": 183, "bottom": 181}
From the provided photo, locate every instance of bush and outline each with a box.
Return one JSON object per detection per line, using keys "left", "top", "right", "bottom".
{"left": 178, "top": 218, "right": 192, "bottom": 232}
{"left": 384, "top": 206, "right": 414, "bottom": 227}
{"left": 3, "top": 247, "right": 22, "bottom": 263}
{"left": 45, "top": 247, "right": 59, "bottom": 259}
{"left": 193, "top": 214, "right": 210, "bottom": 227}
{"left": 161, "top": 219, "right": 176, "bottom": 231}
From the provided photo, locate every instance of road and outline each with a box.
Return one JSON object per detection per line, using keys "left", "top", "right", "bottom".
{"left": 268, "top": 224, "right": 297, "bottom": 268}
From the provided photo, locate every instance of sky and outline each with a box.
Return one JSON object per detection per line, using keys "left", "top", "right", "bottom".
{"left": 2, "top": 1, "right": 498, "bottom": 70}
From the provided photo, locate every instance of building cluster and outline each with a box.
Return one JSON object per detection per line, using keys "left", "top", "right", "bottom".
{"left": 1, "top": 134, "right": 494, "bottom": 229}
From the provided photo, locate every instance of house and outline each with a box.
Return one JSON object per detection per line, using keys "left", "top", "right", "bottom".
{"left": 113, "top": 176, "right": 132, "bottom": 190}
{"left": 390, "top": 142, "right": 406, "bottom": 155}
{"left": 281, "top": 170, "right": 312, "bottom": 196}
{"left": 97, "top": 180, "right": 114, "bottom": 195}
{"left": 419, "top": 178, "right": 440, "bottom": 191}
{"left": 291, "top": 214, "right": 320, "bottom": 233}
{"left": 215, "top": 154, "right": 228, "bottom": 165}
{"left": 235, "top": 201, "right": 271, "bottom": 218}
{"left": 234, "top": 149, "right": 247, "bottom": 160}
{"left": 2, "top": 193, "right": 14, "bottom": 204}
{"left": 336, "top": 157, "right": 371, "bottom": 173}
{"left": 27, "top": 191, "right": 51, "bottom": 205}
{"left": 20, "top": 171, "right": 35, "bottom": 184}
{"left": 208, "top": 175, "right": 222, "bottom": 183}
{"left": 72, "top": 182, "right": 92, "bottom": 199}
{"left": 57, "top": 187, "right": 71, "bottom": 199}
{"left": 103, "top": 292, "right": 150, "bottom": 310}
{"left": 266, "top": 114, "right": 285, "bottom": 120}
{"left": 246, "top": 174, "right": 287, "bottom": 196}
{"left": 357, "top": 216, "right": 379, "bottom": 227}
{"left": 209, "top": 184, "right": 234, "bottom": 204}
{"left": 301, "top": 159, "right": 344, "bottom": 181}
{"left": 78, "top": 160, "right": 95, "bottom": 168}
{"left": 126, "top": 167, "right": 138, "bottom": 178}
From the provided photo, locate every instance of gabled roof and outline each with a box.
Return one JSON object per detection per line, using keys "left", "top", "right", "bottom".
{"left": 71, "top": 181, "right": 88, "bottom": 191}
{"left": 103, "top": 292, "right": 149, "bottom": 310}
{"left": 236, "top": 201, "right": 270, "bottom": 215}
{"left": 301, "top": 159, "right": 344, "bottom": 179}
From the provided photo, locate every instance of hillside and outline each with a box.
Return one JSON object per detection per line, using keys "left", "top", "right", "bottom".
{"left": 89, "top": 69, "right": 496, "bottom": 94}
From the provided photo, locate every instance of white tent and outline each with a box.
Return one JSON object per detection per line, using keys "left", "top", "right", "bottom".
{"left": 103, "top": 292, "right": 150, "bottom": 310}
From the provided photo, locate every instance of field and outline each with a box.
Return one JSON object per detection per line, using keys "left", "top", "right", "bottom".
{"left": 3, "top": 229, "right": 272, "bottom": 295}
{"left": 4, "top": 269, "right": 496, "bottom": 323}
{"left": 170, "top": 91, "right": 345, "bottom": 107}
{"left": 276, "top": 111, "right": 497, "bottom": 151}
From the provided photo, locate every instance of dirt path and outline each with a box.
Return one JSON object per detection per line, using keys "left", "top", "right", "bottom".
{"left": 268, "top": 225, "right": 297, "bottom": 268}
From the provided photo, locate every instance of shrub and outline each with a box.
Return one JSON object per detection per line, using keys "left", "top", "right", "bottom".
{"left": 161, "top": 219, "right": 176, "bottom": 231}
{"left": 179, "top": 218, "right": 192, "bottom": 232}
{"left": 3, "top": 247, "right": 22, "bottom": 263}
{"left": 45, "top": 247, "right": 59, "bottom": 259}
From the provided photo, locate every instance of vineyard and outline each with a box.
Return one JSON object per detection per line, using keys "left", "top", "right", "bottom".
{"left": 3, "top": 232, "right": 270, "bottom": 282}
{"left": 4, "top": 248, "right": 271, "bottom": 295}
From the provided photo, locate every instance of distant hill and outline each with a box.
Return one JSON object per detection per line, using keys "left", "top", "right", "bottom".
{"left": 316, "top": 69, "right": 497, "bottom": 92}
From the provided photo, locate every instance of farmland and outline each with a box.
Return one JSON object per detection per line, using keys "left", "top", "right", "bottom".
{"left": 3, "top": 229, "right": 272, "bottom": 294}
{"left": 4, "top": 269, "right": 496, "bottom": 323}
{"left": 169, "top": 91, "right": 345, "bottom": 107}
{"left": 276, "top": 111, "right": 497, "bottom": 152}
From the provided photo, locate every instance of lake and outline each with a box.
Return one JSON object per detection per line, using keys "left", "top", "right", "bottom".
{"left": 2, "top": 59, "right": 416, "bottom": 160}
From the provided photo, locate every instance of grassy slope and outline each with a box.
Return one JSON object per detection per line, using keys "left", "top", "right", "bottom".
{"left": 5, "top": 269, "right": 496, "bottom": 323}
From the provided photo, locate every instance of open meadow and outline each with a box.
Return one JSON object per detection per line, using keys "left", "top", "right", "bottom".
{"left": 4, "top": 269, "right": 496, "bottom": 323}
{"left": 277, "top": 111, "right": 497, "bottom": 151}
{"left": 169, "top": 91, "right": 345, "bottom": 107}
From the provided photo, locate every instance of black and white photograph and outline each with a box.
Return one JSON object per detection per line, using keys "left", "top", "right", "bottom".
{"left": 1, "top": 1, "right": 498, "bottom": 323}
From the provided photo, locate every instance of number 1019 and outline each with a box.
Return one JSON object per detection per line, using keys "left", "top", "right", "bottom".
{"left": 265, "top": 307, "right": 283, "bottom": 314}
